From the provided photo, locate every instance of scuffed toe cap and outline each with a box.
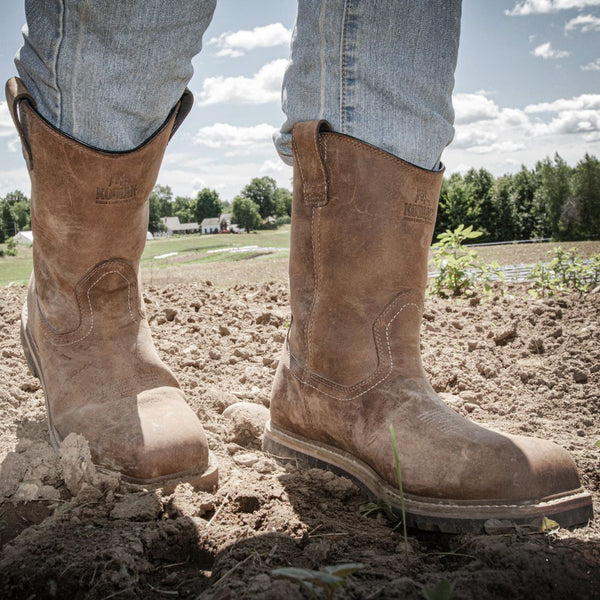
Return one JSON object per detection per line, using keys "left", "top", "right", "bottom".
{"left": 55, "top": 386, "right": 210, "bottom": 482}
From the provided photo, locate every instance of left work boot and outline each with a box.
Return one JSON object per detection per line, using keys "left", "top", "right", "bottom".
{"left": 6, "top": 77, "right": 217, "bottom": 491}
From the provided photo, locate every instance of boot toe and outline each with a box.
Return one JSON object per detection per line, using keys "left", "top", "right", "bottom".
{"left": 55, "top": 386, "right": 210, "bottom": 483}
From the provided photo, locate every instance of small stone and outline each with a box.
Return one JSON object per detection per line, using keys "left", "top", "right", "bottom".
{"left": 223, "top": 401, "right": 270, "bottom": 448}
{"left": 209, "top": 350, "right": 221, "bottom": 360}
{"left": 573, "top": 369, "right": 588, "bottom": 384}
{"left": 464, "top": 402, "right": 478, "bottom": 413}
{"left": 253, "top": 458, "right": 276, "bottom": 473}
{"left": 233, "top": 452, "right": 259, "bottom": 467}
{"left": 219, "top": 324, "right": 231, "bottom": 336}
{"left": 59, "top": 433, "right": 100, "bottom": 496}
{"left": 528, "top": 337, "right": 545, "bottom": 354}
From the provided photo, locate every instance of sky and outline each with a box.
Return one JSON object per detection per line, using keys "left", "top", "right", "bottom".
{"left": 0, "top": 0, "right": 599, "bottom": 203}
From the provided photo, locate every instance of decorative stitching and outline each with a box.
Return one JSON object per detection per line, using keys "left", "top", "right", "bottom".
{"left": 293, "top": 300, "right": 421, "bottom": 401}
{"left": 39, "top": 261, "right": 139, "bottom": 347}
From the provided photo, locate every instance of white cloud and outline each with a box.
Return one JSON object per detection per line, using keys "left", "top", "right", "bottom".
{"left": 581, "top": 58, "right": 600, "bottom": 70}
{"left": 196, "top": 59, "right": 287, "bottom": 106}
{"left": 531, "top": 42, "right": 570, "bottom": 59}
{"left": 565, "top": 13, "right": 600, "bottom": 32}
{"left": 506, "top": 0, "right": 600, "bottom": 16}
{"left": 0, "top": 168, "right": 30, "bottom": 197}
{"left": 193, "top": 123, "right": 278, "bottom": 157}
{"left": 453, "top": 92, "right": 500, "bottom": 124}
{"left": 208, "top": 23, "right": 292, "bottom": 58}
{"left": 0, "top": 101, "right": 16, "bottom": 138}
{"left": 524, "top": 94, "right": 600, "bottom": 112}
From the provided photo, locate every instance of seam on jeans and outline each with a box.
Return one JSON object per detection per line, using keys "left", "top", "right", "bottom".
{"left": 53, "top": 0, "right": 66, "bottom": 129}
{"left": 340, "top": 0, "right": 351, "bottom": 133}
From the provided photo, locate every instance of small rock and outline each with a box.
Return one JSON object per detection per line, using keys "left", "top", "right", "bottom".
{"left": 493, "top": 323, "right": 517, "bottom": 346}
{"left": 253, "top": 457, "right": 276, "bottom": 473}
{"left": 233, "top": 452, "right": 260, "bottom": 467}
{"left": 464, "top": 403, "right": 478, "bottom": 413}
{"left": 219, "top": 324, "right": 231, "bottom": 336}
{"left": 223, "top": 401, "right": 270, "bottom": 448}
{"left": 59, "top": 433, "right": 100, "bottom": 496}
{"left": 209, "top": 350, "right": 221, "bottom": 360}
{"left": 573, "top": 369, "right": 588, "bottom": 384}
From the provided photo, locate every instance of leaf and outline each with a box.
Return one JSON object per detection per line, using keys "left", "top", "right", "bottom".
{"left": 595, "top": 440, "right": 600, "bottom": 449}
{"left": 322, "top": 563, "right": 365, "bottom": 578}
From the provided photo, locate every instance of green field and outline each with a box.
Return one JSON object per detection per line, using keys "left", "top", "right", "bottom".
{"left": 1, "top": 226, "right": 599, "bottom": 287}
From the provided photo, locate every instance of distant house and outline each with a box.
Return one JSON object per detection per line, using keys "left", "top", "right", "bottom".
{"left": 161, "top": 216, "right": 200, "bottom": 236}
{"left": 201, "top": 217, "right": 221, "bottom": 234}
{"left": 13, "top": 230, "right": 34, "bottom": 245}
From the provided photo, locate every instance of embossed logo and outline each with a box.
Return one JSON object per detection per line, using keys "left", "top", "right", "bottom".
{"left": 403, "top": 190, "right": 436, "bottom": 224}
{"left": 96, "top": 175, "right": 137, "bottom": 205}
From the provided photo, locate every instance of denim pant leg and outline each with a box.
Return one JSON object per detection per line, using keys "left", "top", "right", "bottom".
{"left": 274, "top": 0, "right": 462, "bottom": 170}
{"left": 15, "top": 0, "right": 217, "bottom": 151}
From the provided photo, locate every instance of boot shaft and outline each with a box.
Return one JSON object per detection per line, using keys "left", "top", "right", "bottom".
{"left": 289, "top": 121, "right": 443, "bottom": 386}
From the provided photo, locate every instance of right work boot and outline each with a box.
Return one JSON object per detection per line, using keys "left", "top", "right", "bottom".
{"left": 6, "top": 77, "right": 217, "bottom": 491}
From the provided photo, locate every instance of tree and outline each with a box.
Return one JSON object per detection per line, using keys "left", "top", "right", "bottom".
{"left": 572, "top": 153, "right": 600, "bottom": 240}
{"left": 0, "top": 200, "right": 14, "bottom": 243}
{"left": 148, "top": 193, "right": 166, "bottom": 234}
{"left": 510, "top": 166, "right": 543, "bottom": 239}
{"left": 536, "top": 154, "right": 574, "bottom": 240}
{"left": 150, "top": 184, "right": 174, "bottom": 218}
{"left": 173, "top": 195, "right": 195, "bottom": 224}
{"left": 435, "top": 173, "right": 480, "bottom": 237}
{"left": 240, "top": 176, "right": 278, "bottom": 219}
{"left": 232, "top": 196, "right": 261, "bottom": 233}
{"left": 193, "top": 188, "right": 222, "bottom": 224}
{"left": 491, "top": 175, "right": 516, "bottom": 242}
{"left": 463, "top": 168, "right": 495, "bottom": 241}
{"left": 274, "top": 187, "right": 292, "bottom": 217}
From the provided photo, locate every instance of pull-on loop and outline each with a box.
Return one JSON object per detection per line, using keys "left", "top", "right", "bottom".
{"left": 292, "top": 120, "right": 331, "bottom": 206}
{"left": 5, "top": 77, "right": 37, "bottom": 170}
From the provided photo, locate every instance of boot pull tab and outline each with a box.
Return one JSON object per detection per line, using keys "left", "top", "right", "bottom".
{"left": 169, "top": 87, "right": 193, "bottom": 140}
{"left": 5, "top": 77, "right": 36, "bottom": 170}
{"left": 292, "top": 120, "right": 331, "bottom": 206}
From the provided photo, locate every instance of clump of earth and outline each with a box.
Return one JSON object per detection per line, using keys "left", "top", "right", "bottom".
{"left": 0, "top": 279, "right": 598, "bottom": 599}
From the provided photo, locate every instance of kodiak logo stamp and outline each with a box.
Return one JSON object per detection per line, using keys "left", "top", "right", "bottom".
{"left": 403, "top": 190, "right": 436, "bottom": 224}
{"left": 96, "top": 175, "right": 137, "bottom": 205}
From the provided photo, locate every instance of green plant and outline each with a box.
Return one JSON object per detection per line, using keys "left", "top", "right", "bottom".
{"left": 429, "top": 225, "right": 503, "bottom": 297}
{"left": 272, "top": 563, "right": 364, "bottom": 599}
{"left": 389, "top": 424, "right": 410, "bottom": 569}
{"left": 529, "top": 247, "right": 600, "bottom": 297}
{"left": 5, "top": 237, "right": 17, "bottom": 257}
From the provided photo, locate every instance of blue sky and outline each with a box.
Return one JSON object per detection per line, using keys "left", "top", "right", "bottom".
{"left": 1, "top": 0, "right": 599, "bottom": 202}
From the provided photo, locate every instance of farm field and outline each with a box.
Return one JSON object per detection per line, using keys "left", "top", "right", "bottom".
{"left": 0, "top": 240, "right": 598, "bottom": 599}
{"left": 1, "top": 228, "right": 598, "bottom": 287}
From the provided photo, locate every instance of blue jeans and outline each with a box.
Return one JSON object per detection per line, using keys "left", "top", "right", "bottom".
{"left": 16, "top": 0, "right": 461, "bottom": 170}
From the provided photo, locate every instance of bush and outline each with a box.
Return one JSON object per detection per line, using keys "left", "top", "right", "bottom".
{"left": 529, "top": 247, "right": 600, "bottom": 297}
{"left": 429, "top": 225, "right": 504, "bottom": 297}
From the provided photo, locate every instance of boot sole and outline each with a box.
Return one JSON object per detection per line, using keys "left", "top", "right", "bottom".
{"left": 20, "top": 305, "right": 218, "bottom": 494}
{"left": 263, "top": 420, "right": 593, "bottom": 534}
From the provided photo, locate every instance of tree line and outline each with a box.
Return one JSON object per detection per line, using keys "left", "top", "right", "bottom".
{"left": 1, "top": 153, "right": 598, "bottom": 243}
{"left": 436, "top": 153, "right": 600, "bottom": 242}
{"left": 149, "top": 176, "right": 293, "bottom": 234}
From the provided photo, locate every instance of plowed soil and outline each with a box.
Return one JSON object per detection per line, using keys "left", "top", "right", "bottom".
{"left": 0, "top": 277, "right": 598, "bottom": 600}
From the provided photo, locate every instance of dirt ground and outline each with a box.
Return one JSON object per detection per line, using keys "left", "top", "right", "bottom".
{"left": 0, "top": 275, "right": 598, "bottom": 600}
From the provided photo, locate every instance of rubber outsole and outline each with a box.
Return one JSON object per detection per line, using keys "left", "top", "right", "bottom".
{"left": 263, "top": 420, "right": 593, "bottom": 534}
{"left": 20, "top": 307, "right": 218, "bottom": 494}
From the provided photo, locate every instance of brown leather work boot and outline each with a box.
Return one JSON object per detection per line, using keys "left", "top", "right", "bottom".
{"left": 263, "top": 120, "right": 592, "bottom": 533}
{"left": 6, "top": 77, "right": 217, "bottom": 491}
